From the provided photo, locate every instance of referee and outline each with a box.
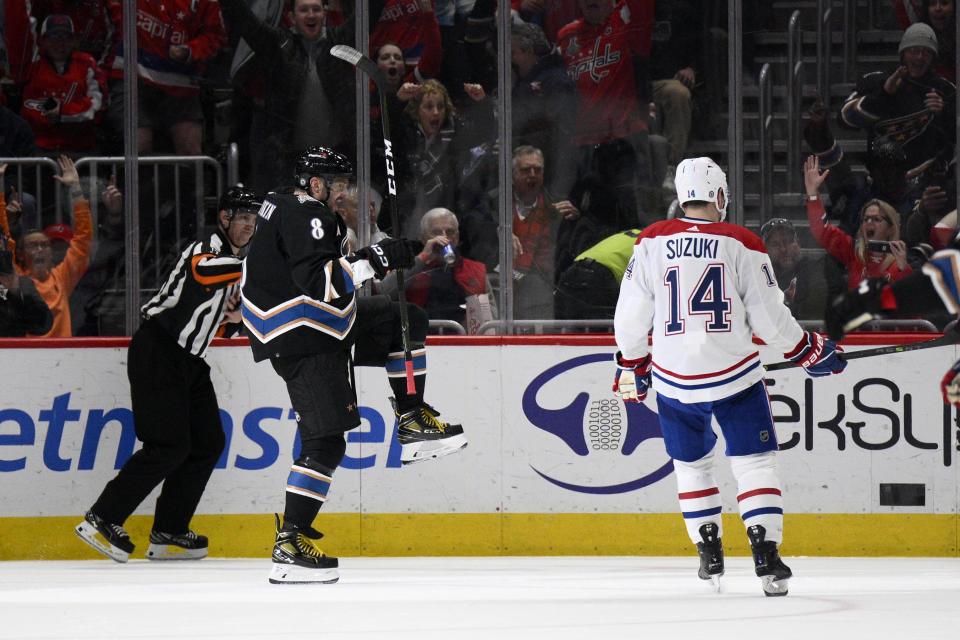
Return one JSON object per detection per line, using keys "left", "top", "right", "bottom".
{"left": 75, "top": 186, "right": 259, "bottom": 563}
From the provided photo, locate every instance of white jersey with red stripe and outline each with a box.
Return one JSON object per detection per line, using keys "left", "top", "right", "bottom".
{"left": 614, "top": 216, "right": 804, "bottom": 403}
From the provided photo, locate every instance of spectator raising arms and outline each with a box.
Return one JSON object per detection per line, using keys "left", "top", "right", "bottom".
{"left": 220, "top": 0, "right": 356, "bottom": 192}
{"left": 0, "top": 173, "right": 53, "bottom": 337}
{"left": 840, "top": 23, "right": 956, "bottom": 187}
{"left": 804, "top": 155, "right": 913, "bottom": 290}
{"left": 3, "top": 156, "right": 92, "bottom": 337}
{"left": 390, "top": 78, "right": 493, "bottom": 236}
{"left": 21, "top": 15, "right": 106, "bottom": 153}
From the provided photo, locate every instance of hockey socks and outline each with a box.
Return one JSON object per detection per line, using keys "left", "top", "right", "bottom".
{"left": 730, "top": 451, "right": 784, "bottom": 543}
{"left": 386, "top": 348, "right": 425, "bottom": 409}
{"left": 283, "top": 460, "right": 333, "bottom": 529}
{"left": 673, "top": 449, "right": 723, "bottom": 545}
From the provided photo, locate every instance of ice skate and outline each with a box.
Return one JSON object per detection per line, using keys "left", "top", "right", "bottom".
{"left": 747, "top": 525, "right": 792, "bottom": 596}
{"left": 268, "top": 515, "right": 339, "bottom": 584}
{"left": 696, "top": 522, "right": 724, "bottom": 591}
{"left": 146, "top": 530, "right": 209, "bottom": 560}
{"left": 75, "top": 510, "right": 135, "bottom": 563}
{"left": 392, "top": 398, "right": 468, "bottom": 464}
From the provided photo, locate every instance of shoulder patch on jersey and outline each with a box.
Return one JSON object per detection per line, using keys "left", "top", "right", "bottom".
{"left": 257, "top": 201, "right": 277, "bottom": 221}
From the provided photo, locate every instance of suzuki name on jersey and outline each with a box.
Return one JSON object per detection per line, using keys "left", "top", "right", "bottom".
{"left": 665, "top": 237, "right": 719, "bottom": 260}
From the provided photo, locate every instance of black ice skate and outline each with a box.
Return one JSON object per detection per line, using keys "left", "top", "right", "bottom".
{"left": 268, "top": 514, "right": 339, "bottom": 584}
{"left": 696, "top": 522, "right": 724, "bottom": 591}
{"left": 392, "top": 398, "right": 468, "bottom": 464}
{"left": 146, "top": 530, "right": 209, "bottom": 560}
{"left": 747, "top": 524, "right": 792, "bottom": 597}
{"left": 75, "top": 510, "right": 135, "bottom": 563}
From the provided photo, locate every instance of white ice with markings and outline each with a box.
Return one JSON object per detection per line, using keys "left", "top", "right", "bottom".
{"left": 1, "top": 556, "right": 958, "bottom": 639}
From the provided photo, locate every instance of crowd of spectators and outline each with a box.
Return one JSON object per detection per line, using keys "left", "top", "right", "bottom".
{"left": 0, "top": 1, "right": 956, "bottom": 335}
{"left": 800, "top": 0, "right": 958, "bottom": 329}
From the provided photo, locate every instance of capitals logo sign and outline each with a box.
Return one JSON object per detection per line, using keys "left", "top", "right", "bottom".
{"left": 522, "top": 354, "right": 673, "bottom": 493}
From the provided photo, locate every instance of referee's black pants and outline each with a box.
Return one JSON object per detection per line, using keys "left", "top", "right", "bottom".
{"left": 91, "top": 319, "right": 225, "bottom": 533}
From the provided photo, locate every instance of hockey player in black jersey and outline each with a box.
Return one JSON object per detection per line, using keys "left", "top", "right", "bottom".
{"left": 75, "top": 186, "right": 259, "bottom": 563}
{"left": 827, "top": 244, "right": 960, "bottom": 407}
{"left": 241, "top": 147, "right": 468, "bottom": 584}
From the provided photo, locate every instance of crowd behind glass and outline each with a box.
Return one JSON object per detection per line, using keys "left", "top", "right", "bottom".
{"left": 0, "top": 0, "right": 956, "bottom": 337}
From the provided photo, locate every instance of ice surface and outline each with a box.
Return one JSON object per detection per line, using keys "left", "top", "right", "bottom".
{"left": 1, "top": 556, "right": 958, "bottom": 639}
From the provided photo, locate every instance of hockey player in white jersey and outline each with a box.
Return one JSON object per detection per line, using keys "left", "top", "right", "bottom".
{"left": 613, "top": 157, "right": 848, "bottom": 596}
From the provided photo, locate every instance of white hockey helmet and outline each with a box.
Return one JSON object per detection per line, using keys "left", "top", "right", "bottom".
{"left": 675, "top": 157, "right": 729, "bottom": 221}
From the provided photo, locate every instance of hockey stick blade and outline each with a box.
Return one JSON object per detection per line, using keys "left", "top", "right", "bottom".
{"left": 330, "top": 45, "right": 388, "bottom": 92}
{"left": 764, "top": 327, "right": 960, "bottom": 371}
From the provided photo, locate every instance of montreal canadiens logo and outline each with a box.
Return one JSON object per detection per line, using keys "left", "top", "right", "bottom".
{"left": 522, "top": 354, "right": 673, "bottom": 494}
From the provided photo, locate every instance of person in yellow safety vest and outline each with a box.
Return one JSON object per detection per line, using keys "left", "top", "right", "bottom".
{"left": 555, "top": 228, "right": 642, "bottom": 321}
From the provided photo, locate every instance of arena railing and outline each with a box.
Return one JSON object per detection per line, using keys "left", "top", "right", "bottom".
{"left": 0, "top": 156, "right": 63, "bottom": 226}
{"left": 800, "top": 318, "right": 940, "bottom": 334}
{"left": 428, "top": 320, "right": 466, "bottom": 335}
{"left": 476, "top": 320, "right": 614, "bottom": 335}
{"left": 74, "top": 155, "right": 223, "bottom": 291}
{"left": 786, "top": 10, "right": 803, "bottom": 193}
{"left": 856, "top": 318, "right": 940, "bottom": 333}
{"left": 816, "top": 0, "right": 834, "bottom": 104}
{"left": 758, "top": 63, "right": 774, "bottom": 222}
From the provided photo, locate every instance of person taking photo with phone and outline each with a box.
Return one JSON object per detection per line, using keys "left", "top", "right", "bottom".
{"left": 804, "top": 155, "right": 913, "bottom": 290}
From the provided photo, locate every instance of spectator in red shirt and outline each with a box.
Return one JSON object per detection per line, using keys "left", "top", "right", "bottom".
{"left": 20, "top": 14, "right": 106, "bottom": 154}
{"left": 104, "top": 0, "right": 226, "bottom": 155}
{"left": 805, "top": 155, "right": 913, "bottom": 290}
{"left": 557, "top": 0, "right": 656, "bottom": 230}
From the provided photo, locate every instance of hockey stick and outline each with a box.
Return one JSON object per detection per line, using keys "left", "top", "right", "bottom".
{"left": 330, "top": 44, "right": 416, "bottom": 394}
{"left": 763, "top": 326, "right": 960, "bottom": 371}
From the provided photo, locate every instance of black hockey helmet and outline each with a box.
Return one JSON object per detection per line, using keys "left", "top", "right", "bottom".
{"left": 219, "top": 185, "right": 262, "bottom": 220}
{"left": 295, "top": 147, "right": 354, "bottom": 190}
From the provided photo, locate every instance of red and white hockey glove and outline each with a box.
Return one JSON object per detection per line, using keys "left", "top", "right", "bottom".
{"left": 613, "top": 351, "right": 652, "bottom": 403}
{"left": 784, "top": 331, "right": 847, "bottom": 377}
{"left": 941, "top": 359, "right": 960, "bottom": 407}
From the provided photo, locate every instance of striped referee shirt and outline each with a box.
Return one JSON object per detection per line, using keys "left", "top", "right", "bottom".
{"left": 141, "top": 229, "right": 243, "bottom": 357}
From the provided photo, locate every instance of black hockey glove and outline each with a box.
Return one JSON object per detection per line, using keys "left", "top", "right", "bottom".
{"left": 824, "top": 277, "right": 893, "bottom": 340}
{"left": 355, "top": 238, "right": 422, "bottom": 279}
